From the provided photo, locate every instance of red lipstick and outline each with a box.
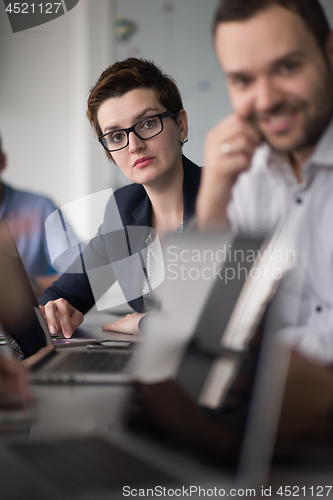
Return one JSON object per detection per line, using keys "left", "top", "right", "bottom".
{"left": 133, "top": 157, "right": 155, "bottom": 168}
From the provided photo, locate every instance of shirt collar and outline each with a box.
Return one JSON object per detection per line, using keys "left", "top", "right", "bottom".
{"left": 309, "top": 115, "right": 333, "bottom": 167}
{"left": 254, "top": 143, "right": 294, "bottom": 180}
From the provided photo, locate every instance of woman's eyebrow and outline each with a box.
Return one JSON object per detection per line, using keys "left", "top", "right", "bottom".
{"left": 104, "top": 108, "right": 161, "bottom": 133}
{"left": 134, "top": 107, "right": 161, "bottom": 121}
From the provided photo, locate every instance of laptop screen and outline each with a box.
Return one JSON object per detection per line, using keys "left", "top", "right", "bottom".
{"left": 0, "top": 222, "right": 51, "bottom": 358}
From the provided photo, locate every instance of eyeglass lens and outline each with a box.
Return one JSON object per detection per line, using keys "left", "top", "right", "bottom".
{"left": 102, "top": 115, "right": 163, "bottom": 152}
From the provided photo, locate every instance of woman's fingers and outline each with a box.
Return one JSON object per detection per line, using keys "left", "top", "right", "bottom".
{"left": 102, "top": 312, "right": 147, "bottom": 335}
{"left": 42, "top": 299, "right": 84, "bottom": 338}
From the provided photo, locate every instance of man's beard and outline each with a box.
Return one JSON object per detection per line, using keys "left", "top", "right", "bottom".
{"left": 249, "top": 72, "right": 333, "bottom": 153}
{"left": 292, "top": 106, "right": 333, "bottom": 152}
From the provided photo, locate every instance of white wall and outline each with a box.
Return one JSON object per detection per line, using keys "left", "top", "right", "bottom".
{"left": 1, "top": 0, "right": 333, "bottom": 238}
{"left": 114, "top": 0, "right": 229, "bottom": 182}
{"left": 0, "top": 0, "right": 116, "bottom": 239}
{"left": 322, "top": 0, "right": 333, "bottom": 20}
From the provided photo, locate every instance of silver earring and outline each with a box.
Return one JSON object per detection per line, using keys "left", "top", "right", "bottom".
{"left": 181, "top": 136, "right": 188, "bottom": 146}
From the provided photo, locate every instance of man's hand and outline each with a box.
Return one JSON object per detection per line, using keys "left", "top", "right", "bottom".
{"left": 130, "top": 379, "right": 241, "bottom": 462}
{"left": 20, "top": 345, "right": 54, "bottom": 370}
{"left": 0, "top": 355, "right": 33, "bottom": 404}
{"left": 32, "top": 274, "right": 60, "bottom": 297}
{"left": 196, "top": 114, "right": 261, "bottom": 230}
{"left": 102, "top": 312, "right": 147, "bottom": 335}
{"left": 277, "top": 351, "right": 333, "bottom": 443}
{"left": 39, "top": 299, "right": 84, "bottom": 338}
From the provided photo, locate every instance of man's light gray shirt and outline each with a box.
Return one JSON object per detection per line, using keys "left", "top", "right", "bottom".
{"left": 227, "top": 117, "right": 333, "bottom": 363}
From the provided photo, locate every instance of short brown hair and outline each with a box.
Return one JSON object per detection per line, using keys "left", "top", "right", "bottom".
{"left": 87, "top": 58, "right": 184, "bottom": 161}
{"left": 213, "top": 0, "right": 330, "bottom": 55}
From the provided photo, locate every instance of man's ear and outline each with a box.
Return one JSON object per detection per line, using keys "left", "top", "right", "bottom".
{"left": 0, "top": 153, "right": 6, "bottom": 173}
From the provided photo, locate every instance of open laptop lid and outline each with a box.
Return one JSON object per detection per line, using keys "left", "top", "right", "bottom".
{"left": 133, "top": 225, "right": 294, "bottom": 391}
{"left": 176, "top": 225, "right": 294, "bottom": 408}
{"left": 0, "top": 222, "right": 52, "bottom": 358}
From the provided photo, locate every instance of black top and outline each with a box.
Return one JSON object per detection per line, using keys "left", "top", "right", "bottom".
{"left": 39, "top": 156, "right": 201, "bottom": 313}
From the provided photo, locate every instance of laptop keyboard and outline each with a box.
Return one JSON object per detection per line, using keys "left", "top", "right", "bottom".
{"left": 49, "top": 351, "right": 132, "bottom": 373}
{"left": 9, "top": 436, "right": 174, "bottom": 493}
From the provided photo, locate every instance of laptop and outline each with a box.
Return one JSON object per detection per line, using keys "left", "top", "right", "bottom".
{"left": 0, "top": 222, "right": 135, "bottom": 384}
{"left": 132, "top": 225, "right": 294, "bottom": 389}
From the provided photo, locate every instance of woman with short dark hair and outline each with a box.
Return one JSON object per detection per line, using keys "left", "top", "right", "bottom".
{"left": 39, "top": 58, "right": 201, "bottom": 336}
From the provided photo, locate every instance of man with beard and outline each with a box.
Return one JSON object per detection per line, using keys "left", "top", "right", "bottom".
{"left": 197, "top": 0, "right": 333, "bottom": 363}
{"left": 129, "top": 0, "right": 333, "bottom": 462}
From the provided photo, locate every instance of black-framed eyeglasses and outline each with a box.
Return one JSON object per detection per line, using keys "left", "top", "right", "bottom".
{"left": 98, "top": 110, "right": 176, "bottom": 152}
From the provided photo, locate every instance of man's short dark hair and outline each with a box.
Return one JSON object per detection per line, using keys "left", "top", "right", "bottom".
{"left": 213, "top": 0, "right": 331, "bottom": 55}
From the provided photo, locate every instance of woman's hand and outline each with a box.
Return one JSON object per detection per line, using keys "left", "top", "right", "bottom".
{"left": 102, "top": 312, "right": 147, "bottom": 335}
{"left": 39, "top": 299, "right": 84, "bottom": 338}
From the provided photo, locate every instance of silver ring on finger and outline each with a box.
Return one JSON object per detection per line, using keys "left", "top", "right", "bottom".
{"left": 221, "top": 142, "right": 232, "bottom": 154}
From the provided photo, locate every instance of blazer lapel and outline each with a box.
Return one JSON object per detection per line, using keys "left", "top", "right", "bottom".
{"left": 130, "top": 195, "right": 151, "bottom": 227}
